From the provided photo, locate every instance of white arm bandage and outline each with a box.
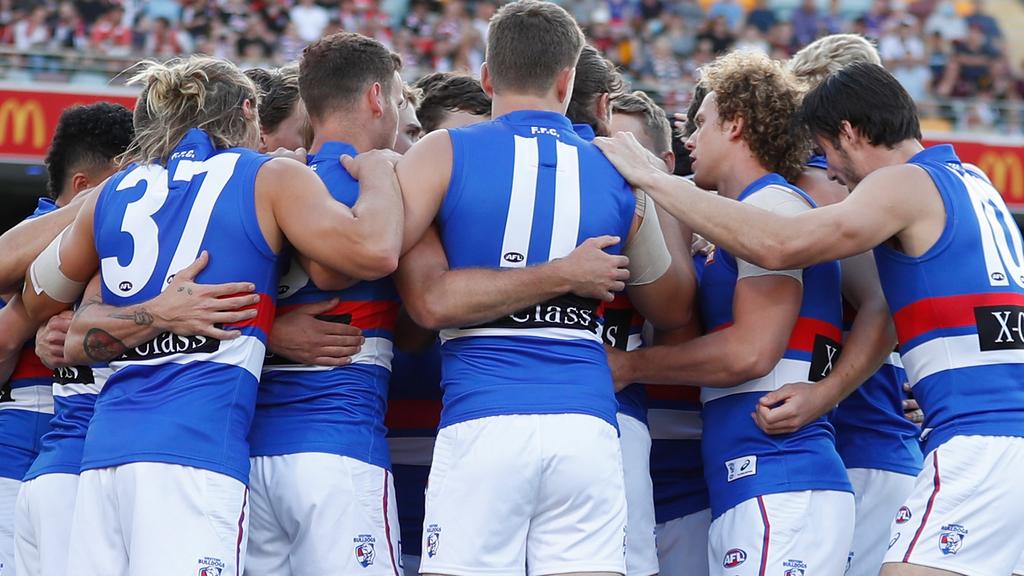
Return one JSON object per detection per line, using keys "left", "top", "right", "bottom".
{"left": 29, "top": 228, "right": 86, "bottom": 303}
{"left": 623, "top": 191, "right": 672, "bottom": 286}
{"left": 736, "top": 185, "right": 810, "bottom": 282}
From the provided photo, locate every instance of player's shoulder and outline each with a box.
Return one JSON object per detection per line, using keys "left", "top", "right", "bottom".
{"left": 858, "top": 163, "right": 938, "bottom": 202}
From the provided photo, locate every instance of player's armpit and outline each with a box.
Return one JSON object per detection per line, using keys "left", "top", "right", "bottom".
{"left": 0, "top": 294, "right": 43, "bottom": 384}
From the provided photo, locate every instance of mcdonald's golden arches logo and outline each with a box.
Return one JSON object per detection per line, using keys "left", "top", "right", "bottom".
{"left": 0, "top": 98, "right": 45, "bottom": 149}
{"left": 978, "top": 150, "right": 1024, "bottom": 202}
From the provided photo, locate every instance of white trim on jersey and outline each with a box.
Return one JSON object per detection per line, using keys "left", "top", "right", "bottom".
{"left": 439, "top": 326, "right": 602, "bottom": 343}
{"left": 549, "top": 142, "right": 582, "bottom": 261}
{"left": 0, "top": 385, "right": 54, "bottom": 414}
{"left": 901, "top": 334, "right": 1024, "bottom": 386}
{"left": 499, "top": 135, "right": 540, "bottom": 269}
{"left": 387, "top": 437, "right": 436, "bottom": 467}
{"left": 263, "top": 337, "right": 394, "bottom": 372}
{"left": 886, "top": 352, "right": 903, "bottom": 368}
{"left": 108, "top": 334, "right": 266, "bottom": 379}
{"left": 647, "top": 409, "right": 702, "bottom": 441}
{"left": 51, "top": 382, "right": 101, "bottom": 397}
{"left": 701, "top": 358, "right": 810, "bottom": 403}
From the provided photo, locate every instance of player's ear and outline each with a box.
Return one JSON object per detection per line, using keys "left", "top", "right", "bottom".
{"left": 480, "top": 62, "right": 495, "bottom": 98}
{"left": 70, "top": 172, "right": 91, "bottom": 195}
{"left": 368, "top": 82, "right": 385, "bottom": 118}
{"left": 660, "top": 151, "right": 675, "bottom": 174}
{"left": 555, "top": 67, "right": 575, "bottom": 106}
{"left": 838, "top": 120, "right": 858, "bottom": 146}
{"left": 724, "top": 116, "right": 743, "bottom": 141}
{"left": 596, "top": 93, "right": 611, "bottom": 125}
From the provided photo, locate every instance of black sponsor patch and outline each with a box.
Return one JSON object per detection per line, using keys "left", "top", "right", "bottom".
{"left": 119, "top": 332, "right": 220, "bottom": 361}
{"left": 809, "top": 334, "right": 842, "bottom": 382}
{"left": 601, "top": 307, "right": 633, "bottom": 351}
{"left": 975, "top": 305, "right": 1024, "bottom": 351}
{"left": 0, "top": 380, "right": 12, "bottom": 403}
{"left": 55, "top": 365, "right": 95, "bottom": 386}
{"left": 476, "top": 294, "right": 599, "bottom": 332}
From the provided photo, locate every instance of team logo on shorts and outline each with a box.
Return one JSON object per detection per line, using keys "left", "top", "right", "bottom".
{"left": 427, "top": 524, "right": 441, "bottom": 558}
{"left": 197, "top": 557, "right": 225, "bottom": 576}
{"left": 353, "top": 534, "right": 376, "bottom": 567}
{"left": 783, "top": 559, "right": 807, "bottom": 576}
{"left": 845, "top": 552, "right": 853, "bottom": 574}
{"left": 723, "top": 548, "right": 747, "bottom": 568}
{"left": 895, "top": 506, "right": 912, "bottom": 524}
{"left": 938, "top": 524, "right": 968, "bottom": 556}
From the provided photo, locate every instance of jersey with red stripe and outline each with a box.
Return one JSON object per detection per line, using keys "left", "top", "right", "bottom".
{"left": 436, "top": 111, "right": 634, "bottom": 429}
{"left": 830, "top": 302, "right": 923, "bottom": 475}
{"left": 89, "top": 128, "right": 276, "bottom": 484}
{"left": 386, "top": 342, "right": 442, "bottom": 557}
{"left": 699, "top": 174, "right": 850, "bottom": 518}
{"left": 249, "top": 141, "right": 398, "bottom": 469}
{"left": 599, "top": 294, "right": 648, "bottom": 423}
{"left": 650, "top": 254, "right": 707, "bottom": 524}
{"left": 874, "top": 144, "right": 1024, "bottom": 454}
{"left": 0, "top": 198, "right": 58, "bottom": 480}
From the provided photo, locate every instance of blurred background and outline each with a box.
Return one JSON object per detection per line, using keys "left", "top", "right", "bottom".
{"left": 0, "top": 0, "right": 1022, "bottom": 230}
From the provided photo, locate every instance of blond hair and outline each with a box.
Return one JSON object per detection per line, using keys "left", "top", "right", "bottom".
{"left": 126, "top": 56, "right": 260, "bottom": 165}
{"left": 701, "top": 50, "right": 809, "bottom": 182}
{"left": 788, "top": 34, "right": 881, "bottom": 91}
{"left": 611, "top": 91, "right": 672, "bottom": 156}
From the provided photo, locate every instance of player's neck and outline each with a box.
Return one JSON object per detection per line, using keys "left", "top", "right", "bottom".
{"left": 861, "top": 138, "right": 926, "bottom": 173}
{"left": 717, "top": 153, "right": 770, "bottom": 200}
{"left": 490, "top": 93, "right": 567, "bottom": 119}
{"left": 309, "top": 117, "right": 380, "bottom": 155}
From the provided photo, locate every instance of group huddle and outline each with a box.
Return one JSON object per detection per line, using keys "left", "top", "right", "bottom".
{"left": 0, "top": 1, "right": 1023, "bottom": 576}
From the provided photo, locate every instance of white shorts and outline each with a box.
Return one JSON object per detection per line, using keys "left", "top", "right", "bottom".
{"left": 883, "top": 435, "right": 1024, "bottom": 576}
{"left": 420, "top": 414, "right": 627, "bottom": 576}
{"left": 0, "top": 477, "right": 19, "bottom": 576}
{"left": 14, "top": 473, "right": 79, "bottom": 576}
{"left": 708, "top": 490, "right": 854, "bottom": 576}
{"left": 845, "top": 468, "right": 915, "bottom": 576}
{"left": 618, "top": 413, "right": 658, "bottom": 576}
{"left": 246, "top": 453, "right": 401, "bottom": 576}
{"left": 655, "top": 508, "right": 711, "bottom": 576}
{"left": 66, "top": 462, "right": 249, "bottom": 576}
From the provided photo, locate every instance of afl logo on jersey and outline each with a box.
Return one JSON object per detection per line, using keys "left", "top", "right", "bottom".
{"left": 118, "top": 281, "right": 133, "bottom": 292}
{"left": 895, "top": 506, "right": 912, "bottom": 524}
{"left": 503, "top": 251, "right": 525, "bottom": 264}
{"left": 723, "top": 549, "right": 747, "bottom": 568}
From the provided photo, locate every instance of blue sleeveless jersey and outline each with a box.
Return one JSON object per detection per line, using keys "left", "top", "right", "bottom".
{"left": 435, "top": 110, "right": 635, "bottom": 429}
{"left": 804, "top": 156, "right": 923, "bottom": 476}
{"left": 874, "top": 145, "right": 1024, "bottom": 454}
{"left": 650, "top": 254, "right": 708, "bottom": 524}
{"left": 699, "top": 174, "right": 850, "bottom": 518}
{"left": 249, "top": 141, "right": 398, "bottom": 469}
{"left": 24, "top": 365, "right": 109, "bottom": 480}
{"left": 89, "top": 129, "right": 276, "bottom": 483}
{"left": 386, "top": 342, "right": 442, "bottom": 557}
{"left": 0, "top": 198, "right": 58, "bottom": 480}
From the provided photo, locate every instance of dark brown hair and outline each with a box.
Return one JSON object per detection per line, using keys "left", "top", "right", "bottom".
{"left": 486, "top": 0, "right": 585, "bottom": 96}
{"left": 245, "top": 64, "right": 300, "bottom": 134}
{"left": 566, "top": 45, "right": 623, "bottom": 136}
{"left": 299, "top": 32, "right": 402, "bottom": 121}
{"left": 413, "top": 72, "right": 491, "bottom": 133}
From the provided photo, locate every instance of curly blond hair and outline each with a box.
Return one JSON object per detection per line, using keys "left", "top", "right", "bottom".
{"left": 700, "top": 50, "right": 809, "bottom": 182}
{"left": 126, "top": 56, "right": 260, "bottom": 165}
{"left": 788, "top": 34, "right": 881, "bottom": 91}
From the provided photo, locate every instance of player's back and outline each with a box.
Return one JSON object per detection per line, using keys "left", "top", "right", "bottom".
{"left": 88, "top": 128, "right": 275, "bottom": 483}
{"left": 875, "top": 144, "right": 1024, "bottom": 453}
{"left": 436, "top": 110, "right": 635, "bottom": 429}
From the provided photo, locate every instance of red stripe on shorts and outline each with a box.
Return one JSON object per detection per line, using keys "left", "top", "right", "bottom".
{"left": 383, "top": 470, "right": 400, "bottom": 576}
{"left": 236, "top": 486, "right": 249, "bottom": 576}
{"left": 758, "top": 496, "right": 771, "bottom": 576}
{"left": 904, "top": 451, "right": 940, "bottom": 563}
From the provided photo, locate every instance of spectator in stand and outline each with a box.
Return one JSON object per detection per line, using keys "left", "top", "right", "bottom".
{"left": 925, "top": 0, "right": 967, "bottom": 39}
{"left": 708, "top": 0, "right": 745, "bottom": 32}
{"left": 861, "top": 0, "right": 892, "bottom": 39}
{"left": 880, "top": 15, "right": 932, "bottom": 100}
{"left": 747, "top": 0, "right": 778, "bottom": 33}
{"left": 926, "top": 30, "right": 951, "bottom": 87}
{"left": 697, "top": 15, "right": 736, "bottom": 54}
{"left": 662, "top": 13, "right": 697, "bottom": 57}
{"left": 89, "top": 5, "right": 131, "bottom": 56}
{"left": 940, "top": 21, "right": 1000, "bottom": 96}
{"left": 13, "top": 5, "right": 50, "bottom": 50}
{"left": 964, "top": 0, "right": 1001, "bottom": 44}
{"left": 290, "top": 0, "right": 329, "bottom": 43}
{"left": 143, "top": 16, "right": 187, "bottom": 57}
{"left": 734, "top": 24, "right": 770, "bottom": 53}
{"left": 791, "top": 0, "right": 825, "bottom": 47}
{"left": 821, "top": 0, "right": 847, "bottom": 36}
{"left": 640, "top": 35, "right": 686, "bottom": 90}
{"left": 767, "top": 20, "right": 796, "bottom": 55}
{"left": 52, "top": 2, "right": 87, "bottom": 50}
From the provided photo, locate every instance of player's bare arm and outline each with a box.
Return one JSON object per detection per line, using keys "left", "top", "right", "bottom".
{"left": 754, "top": 251, "right": 897, "bottom": 434}
{"left": 395, "top": 129, "right": 452, "bottom": 254}
{"left": 0, "top": 185, "right": 97, "bottom": 294}
{"left": 63, "top": 252, "right": 259, "bottom": 365}
{"left": 609, "top": 275, "right": 801, "bottom": 388}
{"left": 395, "top": 225, "right": 630, "bottom": 330}
{"left": 258, "top": 154, "right": 402, "bottom": 282}
{"left": 594, "top": 133, "right": 940, "bottom": 269}
{"left": 267, "top": 298, "right": 366, "bottom": 366}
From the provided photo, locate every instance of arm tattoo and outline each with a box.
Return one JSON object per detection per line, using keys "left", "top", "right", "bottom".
{"left": 83, "top": 328, "right": 127, "bottom": 363}
{"left": 110, "top": 308, "right": 154, "bottom": 326}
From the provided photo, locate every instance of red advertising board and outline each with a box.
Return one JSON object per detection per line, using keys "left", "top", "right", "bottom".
{"left": 923, "top": 132, "right": 1024, "bottom": 211}
{"left": 0, "top": 84, "right": 137, "bottom": 162}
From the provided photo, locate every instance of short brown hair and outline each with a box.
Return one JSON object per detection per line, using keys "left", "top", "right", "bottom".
{"left": 700, "top": 50, "right": 809, "bottom": 182}
{"left": 566, "top": 45, "right": 624, "bottom": 136}
{"left": 413, "top": 72, "right": 491, "bottom": 133}
{"left": 486, "top": 0, "right": 585, "bottom": 96}
{"left": 299, "top": 32, "right": 402, "bottom": 121}
{"left": 611, "top": 91, "right": 671, "bottom": 155}
{"left": 245, "top": 64, "right": 300, "bottom": 134}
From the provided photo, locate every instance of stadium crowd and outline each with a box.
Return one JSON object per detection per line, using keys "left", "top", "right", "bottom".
{"left": 0, "top": 0, "right": 1020, "bottom": 131}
